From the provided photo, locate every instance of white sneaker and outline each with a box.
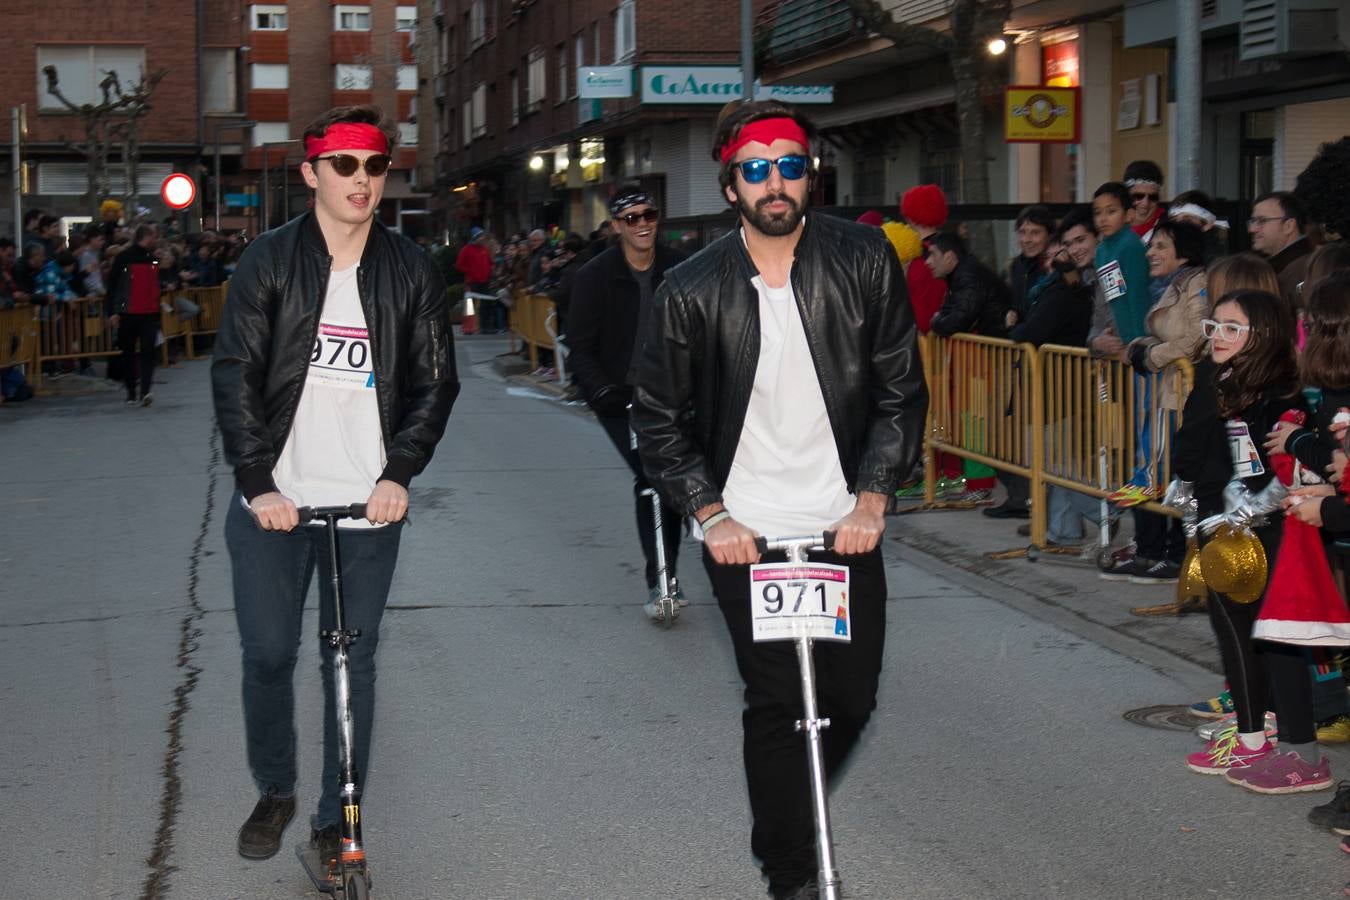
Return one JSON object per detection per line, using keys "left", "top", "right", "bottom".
{"left": 140, "top": 392, "right": 154, "bottom": 407}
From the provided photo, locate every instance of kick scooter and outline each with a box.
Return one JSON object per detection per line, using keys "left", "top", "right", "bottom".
{"left": 639, "top": 487, "right": 678, "bottom": 626}
{"left": 754, "top": 531, "right": 844, "bottom": 900}
{"left": 294, "top": 503, "right": 375, "bottom": 900}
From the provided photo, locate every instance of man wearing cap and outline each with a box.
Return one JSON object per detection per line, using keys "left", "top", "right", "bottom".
{"left": 212, "top": 105, "right": 458, "bottom": 866}
{"left": 570, "top": 183, "right": 688, "bottom": 621}
{"left": 632, "top": 101, "right": 926, "bottom": 900}
{"left": 456, "top": 226, "right": 498, "bottom": 332}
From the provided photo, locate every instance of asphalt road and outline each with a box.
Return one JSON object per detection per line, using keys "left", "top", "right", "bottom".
{"left": 3, "top": 338, "right": 1348, "bottom": 899}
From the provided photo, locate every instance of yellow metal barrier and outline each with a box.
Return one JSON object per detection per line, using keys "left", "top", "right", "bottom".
{"left": 509, "top": 291, "right": 556, "bottom": 370}
{"left": 920, "top": 333, "right": 1194, "bottom": 548}
{"left": 0, "top": 304, "right": 38, "bottom": 371}
{"left": 30, "top": 297, "right": 117, "bottom": 390}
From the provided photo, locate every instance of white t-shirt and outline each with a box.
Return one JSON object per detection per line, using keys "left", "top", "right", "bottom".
{"left": 272, "top": 262, "right": 386, "bottom": 529}
{"left": 719, "top": 268, "right": 855, "bottom": 538}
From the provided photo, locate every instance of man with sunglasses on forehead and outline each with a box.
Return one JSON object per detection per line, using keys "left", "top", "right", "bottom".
{"left": 569, "top": 184, "right": 688, "bottom": 620}
{"left": 212, "top": 105, "right": 457, "bottom": 865}
{"left": 632, "top": 101, "right": 926, "bottom": 900}
{"left": 1124, "top": 159, "right": 1167, "bottom": 244}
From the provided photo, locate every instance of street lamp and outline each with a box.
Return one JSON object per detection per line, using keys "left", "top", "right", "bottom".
{"left": 528, "top": 154, "right": 545, "bottom": 171}
{"left": 212, "top": 120, "right": 256, "bottom": 231}
{"left": 987, "top": 36, "right": 1008, "bottom": 55}
{"left": 260, "top": 139, "right": 301, "bottom": 232}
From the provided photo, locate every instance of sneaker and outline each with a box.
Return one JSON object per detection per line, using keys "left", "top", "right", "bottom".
{"left": 1186, "top": 730, "right": 1276, "bottom": 774}
{"left": 1099, "top": 545, "right": 1138, "bottom": 581}
{"left": 1129, "top": 558, "right": 1181, "bottom": 584}
{"left": 1190, "top": 689, "right": 1235, "bottom": 718}
{"left": 237, "top": 787, "right": 296, "bottom": 859}
{"left": 125, "top": 396, "right": 138, "bottom": 406}
{"left": 670, "top": 577, "right": 688, "bottom": 608}
{"left": 893, "top": 481, "right": 927, "bottom": 501}
{"left": 1108, "top": 483, "right": 1157, "bottom": 507}
{"left": 983, "top": 498, "right": 1030, "bottom": 519}
{"left": 1319, "top": 716, "right": 1350, "bottom": 744}
{"left": 1197, "top": 712, "right": 1277, "bottom": 742}
{"left": 934, "top": 476, "right": 966, "bottom": 498}
{"left": 1225, "top": 750, "right": 1333, "bottom": 794}
{"left": 310, "top": 821, "right": 342, "bottom": 867}
{"left": 774, "top": 878, "right": 819, "bottom": 900}
{"left": 1309, "top": 781, "right": 1350, "bottom": 831}
{"left": 951, "top": 488, "right": 993, "bottom": 504}
{"left": 141, "top": 392, "right": 154, "bottom": 407}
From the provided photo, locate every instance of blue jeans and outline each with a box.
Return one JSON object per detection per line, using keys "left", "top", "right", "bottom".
{"left": 225, "top": 494, "right": 403, "bottom": 827}
{"left": 1047, "top": 484, "right": 1110, "bottom": 544}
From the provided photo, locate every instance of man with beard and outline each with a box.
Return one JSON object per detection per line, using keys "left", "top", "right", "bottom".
{"left": 631, "top": 101, "right": 927, "bottom": 900}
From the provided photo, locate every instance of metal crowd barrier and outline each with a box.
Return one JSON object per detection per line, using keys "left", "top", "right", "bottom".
{"left": 0, "top": 305, "right": 37, "bottom": 370}
{"left": 508, "top": 291, "right": 557, "bottom": 371}
{"left": 921, "top": 333, "right": 1194, "bottom": 548}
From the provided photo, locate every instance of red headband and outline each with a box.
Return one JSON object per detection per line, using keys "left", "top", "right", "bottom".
{"left": 305, "top": 123, "right": 390, "bottom": 160}
{"left": 719, "top": 117, "right": 809, "bottom": 165}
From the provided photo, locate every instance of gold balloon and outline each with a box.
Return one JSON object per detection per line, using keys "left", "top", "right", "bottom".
{"left": 1199, "top": 524, "right": 1268, "bottom": 604}
{"left": 1177, "top": 535, "right": 1207, "bottom": 604}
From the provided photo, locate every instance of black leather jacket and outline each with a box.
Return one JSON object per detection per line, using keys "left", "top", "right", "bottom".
{"left": 212, "top": 213, "right": 459, "bottom": 500}
{"left": 630, "top": 213, "right": 928, "bottom": 517}
{"left": 930, "top": 255, "right": 1011, "bottom": 338}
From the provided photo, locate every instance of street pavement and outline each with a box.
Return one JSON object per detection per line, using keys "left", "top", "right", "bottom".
{"left": 4, "top": 337, "right": 1350, "bottom": 899}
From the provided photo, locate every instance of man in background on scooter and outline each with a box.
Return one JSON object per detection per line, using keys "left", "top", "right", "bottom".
{"left": 212, "top": 105, "right": 458, "bottom": 865}
{"left": 569, "top": 184, "right": 687, "bottom": 621}
{"left": 631, "top": 101, "right": 927, "bottom": 900}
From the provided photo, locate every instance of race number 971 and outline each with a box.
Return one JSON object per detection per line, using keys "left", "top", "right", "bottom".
{"left": 748, "top": 563, "right": 850, "bottom": 643}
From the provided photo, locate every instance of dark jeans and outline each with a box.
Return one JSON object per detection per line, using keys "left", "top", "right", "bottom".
{"left": 704, "top": 546, "right": 887, "bottom": 896}
{"left": 1134, "top": 507, "right": 1184, "bottom": 564}
{"left": 118, "top": 313, "right": 157, "bottom": 400}
{"left": 225, "top": 495, "right": 403, "bottom": 827}
{"left": 598, "top": 413, "right": 681, "bottom": 590}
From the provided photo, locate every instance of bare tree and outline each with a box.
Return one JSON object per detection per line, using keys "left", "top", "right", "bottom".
{"left": 845, "top": 0, "right": 1011, "bottom": 263}
{"left": 43, "top": 64, "right": 167, "bottom": 220}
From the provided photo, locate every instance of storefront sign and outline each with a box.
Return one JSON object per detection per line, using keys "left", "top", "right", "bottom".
{"left": 1004, "top": 86, "right": 1081, "bottom": 143}
{"left": 640, "top": 67, "right": 833, "bottom": 104}
{"left": 579, "top": 66, "right": 633, "bottom": 99}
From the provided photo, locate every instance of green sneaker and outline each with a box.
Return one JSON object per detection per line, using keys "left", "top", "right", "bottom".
{"left": 893, "top": 481, "right": 927, "bottom": 500}
{"left": 1190, "top": 689, "right": 1234, "bottom": 719}
{"left": 934, "top": 476, "right": 967, "bottom": 498}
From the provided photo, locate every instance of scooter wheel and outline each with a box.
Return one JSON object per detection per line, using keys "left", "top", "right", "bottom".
{"left": 343, "top": 869, "right": 371, "bottom": 900}
{"left": 661, "top": 595, "right": 677, "bottom": 628}
{"left": 1096, "top": 547, "right": 1116, "bottom": 571}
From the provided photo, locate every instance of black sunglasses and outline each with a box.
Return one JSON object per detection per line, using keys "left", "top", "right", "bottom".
{"left": 1131, "top": 191, "right": 1159, "bottom": 202}
{"left": 312, "top": 153, "right": 392, "bottom": 177}
{"left": 618, "top": 208, "right": 659, "bottom": 226}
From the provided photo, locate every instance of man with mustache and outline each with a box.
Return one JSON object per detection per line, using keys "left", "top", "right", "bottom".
{"left": 631, "top": 101, "right": 928, "bottom": 900}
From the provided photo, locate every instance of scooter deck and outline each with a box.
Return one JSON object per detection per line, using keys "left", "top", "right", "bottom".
{"left": 296, "top": 844, "right": 338, "bottom": 895}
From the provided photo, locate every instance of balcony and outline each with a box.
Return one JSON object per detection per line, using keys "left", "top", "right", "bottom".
{"left": 756, "top": 0, "right": 867, "bottom": 70}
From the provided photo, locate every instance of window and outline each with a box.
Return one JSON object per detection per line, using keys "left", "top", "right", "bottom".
{"left": 335, "top": 64, "right": 373, "bottom": 91}
{"left": 38, "top": 162, "right": 171, "bottom": 195}
{"left": 334, "top": 5, "right": 371, "bottom": 31}
{"left": 469, "top": 0, "right": 487, "bottom": 48}
{"left": 592, "top": 20, "right": 602, "bottom": 66}
{"left": 397, "top": 65, "right": 418, "bottom": 91}
{"left": 556, "top": 44, "right": 567, "bottom": 104}
{"left": 510, "top": 71, "right": 519, "bottom": 126}
{"left": 37, "top": 45, "right": 145, "bottom": 110}
{"left": 526, "top": 48, "right": 545, "bottom": 113}
{"left": 396, "top": 6, "right": 417, "bottom": 31}
{"left": 251, "top": 4, "right": 287, "bottom": 30}
{"left": 251, "top": 63, "right": 288, "bottom": 90}
{"left": 202, "top": 48, "right": 238, "bottom": 113}
{"left": 614, "top": 0, "right": 636, "bottom": 62}
{"left": 252, "top": 122, "right": 290, "bottom": 147}
{"left": 462, "top": 100, "right": 471, "bottom": 147}
{"left": 574, "top": 34, "right": 584, "bottom": 93}
{"left": 398, "top": 122, "right": 418, "bottom": 145}
{"left": 471, "top": 83, "right": 487, "bottom": 137}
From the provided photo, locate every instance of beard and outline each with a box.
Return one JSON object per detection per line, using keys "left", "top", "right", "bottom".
{"left": 737, "top": 190, "right": 806, "bottom": 237}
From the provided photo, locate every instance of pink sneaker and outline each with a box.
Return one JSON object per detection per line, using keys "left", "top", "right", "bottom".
{"left": 1225, "top": 750, "right": 1333, "bottom": 794}
{"left": 1186, "top": 732, "right": 1276, "bottom": 774}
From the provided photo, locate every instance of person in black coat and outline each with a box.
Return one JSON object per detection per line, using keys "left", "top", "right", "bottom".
{"left": 924, "top": 232, "right": 1011, "bottom": 338}
{"left": 568, "top": 186, "right": 688, "bottom": 619}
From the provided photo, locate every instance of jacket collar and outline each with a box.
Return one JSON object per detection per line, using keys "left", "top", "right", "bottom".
{"left": 299, "top": 210, "right": 383, "bottom": 266}
{"left": 729, "top": 212, "right": 815, "bottom": 282}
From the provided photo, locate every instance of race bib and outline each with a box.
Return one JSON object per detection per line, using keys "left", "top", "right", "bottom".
{"left": 749, "top": 562, "right": 851, "bottom": 643}
{"left": 1097, "top": 260, "right": 1127, "bottom": 301}
{"left": 308, "top": 322, "right": 374, "bottom": 390}
{"left": 1226, "top": 421, "right": 1264, "bottom": 477}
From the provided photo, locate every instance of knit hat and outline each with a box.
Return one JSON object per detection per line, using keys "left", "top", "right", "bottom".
{"left": 855, "top": 210, "right": 883, "bottom": 228}
{"left": 882, "top": 221, "right": 923, "bottom": 266}
{"left": 900, "top": 185, "right": 948, "bottom": 229}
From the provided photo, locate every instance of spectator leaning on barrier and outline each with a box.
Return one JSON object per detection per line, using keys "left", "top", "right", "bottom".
{"left": 569, "top": 184, "right": 687, "bottom": 621}
{"left": 924, "top": 232, "right": 1012, "bottom": 339}
{"left": 1007, "top": 204, "right": 1055, "bottom": 323}
{"left": 1091, "top": 181, "right": 1152, "bottom": 352}
{"left": 108, "top": 224, "right": 162, "bottom": 406}
{"left": 1248, "top": 190, "right": 1314, "bottom": 311}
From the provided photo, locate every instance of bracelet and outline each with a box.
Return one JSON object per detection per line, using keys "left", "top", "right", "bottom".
{"left": 699, "top": 510, "right": 731, "bottom": 531}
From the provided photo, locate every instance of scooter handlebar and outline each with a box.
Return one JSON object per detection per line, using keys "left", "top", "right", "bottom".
{"left": 753, "top": 530, "right": 836, "bottom": 555}
{"left": 296, "top": 504, "right": 368, "bottom": 524}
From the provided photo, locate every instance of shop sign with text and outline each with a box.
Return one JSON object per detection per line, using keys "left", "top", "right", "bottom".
{"left": 640, "top": 67, "right": 833, "bottom": 104}
{"left": 1004, "top": 86, "right": 1081, "bottom": 143}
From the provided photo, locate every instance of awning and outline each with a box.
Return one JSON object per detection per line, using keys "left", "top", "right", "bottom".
{"left": 811, "top": 85, "right": 956, "bottom": 130}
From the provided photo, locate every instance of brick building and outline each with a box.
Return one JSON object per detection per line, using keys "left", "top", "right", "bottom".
{"left": 4, "top": 1, "right": 427, "bottom": 240}
{"left": 420, "top": 0, "right": 781, "bottom": 240}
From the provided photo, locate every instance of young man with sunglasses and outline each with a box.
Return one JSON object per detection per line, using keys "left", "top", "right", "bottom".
{"left": 569, "top": 184, "right": 688, "bottom": 621}
{"left": 212, "top": 105, "right": 458, "bottom": 866}
{"left": 631, "top": 101, "right": 927, "bottom": 900}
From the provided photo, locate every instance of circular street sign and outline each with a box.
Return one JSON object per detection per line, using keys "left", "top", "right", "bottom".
{"left": 161, "top": 173, "right": 197, "bottom": 210}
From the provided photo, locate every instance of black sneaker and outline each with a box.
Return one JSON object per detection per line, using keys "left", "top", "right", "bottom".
{"left": 1310, "top": 781, "right": 1350, "bottom": 832}
{"left": 982, "top": 499, "right": 1030, "bottom": 519}
{"left": 237, "top": 787, "right": 296, "bottom": 859}
{"left": 1129, "top": 558, "right": 1180, "bottom": 584}
{"left": 1099, "top": 546, "right": 1137, "bottom": 581}
{"left": 311, "top": 821, "right": 342, "bottom": 866}
{"left": 775, "top": 879, "right": 819, "bottom": 900}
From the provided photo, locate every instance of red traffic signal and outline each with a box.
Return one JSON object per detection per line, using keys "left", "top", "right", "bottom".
{"left": 161, "top": 173, "right": 197, "bottom": 210}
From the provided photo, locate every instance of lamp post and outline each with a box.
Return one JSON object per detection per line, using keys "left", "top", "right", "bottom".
{"left": 212, "top": 120, "right": 255, "bottom": 231}
{"left": 260, "top": 139, "right": 301, "bottom": 232}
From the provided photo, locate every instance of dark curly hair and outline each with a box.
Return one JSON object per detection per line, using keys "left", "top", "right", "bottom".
{"left": 1295, "top": 137, "right": 1350, "bottom": 240}
{"left": 1300, "top": 270, "right": 1350, "bottom": 391}
{"left": 710, "top": 100, "right": 817, "bottom": 202}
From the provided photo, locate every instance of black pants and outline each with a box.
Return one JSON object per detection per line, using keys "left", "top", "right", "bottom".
{"left": 118, "top": 313, "right": 157, "bottom": 401}
{"left": 996, "top": 471, "right": 1029, "bottom": 507}
{"left": 1135, "top": 507, "right": 1184, "bottom": 563}
{"left": 704, "top": 546, "right": 887, "bottom": 896}
{"left": 597, "top": 414, "right": 681, "bottom": 590}
{"left": 1204, "top": 523, "right": 1315, "bottom": 743}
